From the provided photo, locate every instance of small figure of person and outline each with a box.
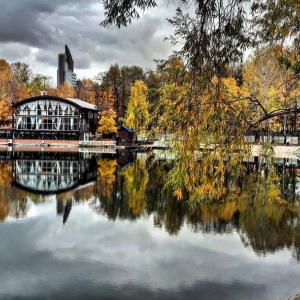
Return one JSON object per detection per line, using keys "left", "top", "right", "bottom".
{"left": 286, "top": 137, "right": 290, "bottom": 146}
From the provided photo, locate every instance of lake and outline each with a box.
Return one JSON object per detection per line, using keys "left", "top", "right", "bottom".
{"left": 0, "top": 150, "right": 299, "bottom": 300}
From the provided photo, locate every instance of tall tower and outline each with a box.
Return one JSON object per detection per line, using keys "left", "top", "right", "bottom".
{"left": 57, "top": 45, "right": 77, "bottom": 87}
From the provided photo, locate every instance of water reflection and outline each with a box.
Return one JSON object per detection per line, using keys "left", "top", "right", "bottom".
{"left": 1, "top": 150, "right": 300, "bottom": 299}
{"left": 12, "top": 151, "right": 98, "bottom": 194}
{"left": 0, "top": 151, "right": 98, "bottom": 224}
{"left": 0, "top": 150, "right": 300, "bottom": 262}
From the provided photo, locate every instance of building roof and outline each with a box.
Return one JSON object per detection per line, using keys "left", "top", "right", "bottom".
{"left": 66, "top": 98, "right": 98, "bottom": 111}
{"left": 120, "top": 125, "right": 134, "bottom": 133}
{"left": 14, "top": 95, "right": 98, "bottom": 111}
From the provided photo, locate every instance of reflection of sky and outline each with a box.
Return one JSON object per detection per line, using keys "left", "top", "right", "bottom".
{"left": 0, "top": 201, "right": 299, "bottom": 300}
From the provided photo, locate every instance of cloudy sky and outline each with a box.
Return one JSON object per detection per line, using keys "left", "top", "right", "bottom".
{"left": 0, "top": 0, "right": 177, "bottom": 85}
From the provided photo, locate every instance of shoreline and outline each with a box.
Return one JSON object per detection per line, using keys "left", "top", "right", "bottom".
{"left": 0, "top": 139, "right": 300, "bottom": 159}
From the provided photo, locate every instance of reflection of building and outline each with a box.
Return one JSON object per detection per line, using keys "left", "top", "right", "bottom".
{"left": 57, "top": 199, "right": 72, "bottom": 224}
{"left": 117, "top": 149, "right": 135, "bottom": 167}
{"left": 12, "top": 94, "right": 98, "bottom": 140}
{"left": 57, "top": 45, "right": 77, "bottom": 87}
{"left": 12, "top": 152, "right": 98, "bottom": 194}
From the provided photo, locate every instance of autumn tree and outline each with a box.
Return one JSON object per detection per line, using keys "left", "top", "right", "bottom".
{"left": 120, "top": 65, "right": 145, "bottom": 117}
{"left": 96, "top": 64, "right": 145, "bottom": 122}
{"left": 98, "top": 107, "right": 118, "bottom": 136}
{"left": 11, "top": 62, "right": 32, "bottom": 84}
{"left": 74, "top": 78, "right": 97, "bottom": 104}
{"left": 125, "top": 80, "right": 149, "bottom": 138}
{"left": 100, "top": 0, "right": 300, "bottom": 202}
{"left": 100, "top": 1, "right": 253, "bottom": 203}
{"left": 96, "top": 82, "right": 117, "bottom": 136}
{"left": 0, "top": 59, "right": 14, "bottom": 123}
{"left": 252, "top": 1, "right": 300, "bottom": 73}
{"left": 53, "top": 82, "right": 74, "bottom": 98}
{"left": 27, "top": 74, "right": 52, "bottom": 97}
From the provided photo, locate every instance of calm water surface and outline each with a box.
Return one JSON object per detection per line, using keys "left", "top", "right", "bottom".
{"left": 0, "top": 150, "right": 299, "bottom": 300}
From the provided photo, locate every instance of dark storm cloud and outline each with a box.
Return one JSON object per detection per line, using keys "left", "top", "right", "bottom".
{"left": 0, "top": 1, "right": 54, "bottom": 46}
{"left": 0, "top": 0, "right": 176, "bottom": 80}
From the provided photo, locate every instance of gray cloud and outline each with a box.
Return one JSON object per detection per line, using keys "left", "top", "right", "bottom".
{"left": 0, "top": 0, "right": 177, "bottom": 83}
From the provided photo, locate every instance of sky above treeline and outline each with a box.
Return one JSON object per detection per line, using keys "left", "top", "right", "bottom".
{"left": 0, "top": 0, "right": 178, "bottom": 84}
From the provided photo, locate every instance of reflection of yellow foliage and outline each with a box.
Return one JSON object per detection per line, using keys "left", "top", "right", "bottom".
{"left": 97, "top": 158, "right": 117, "bottom": 198}
{"left": 267, "top": 184, "right": 281, "bottom": 201}
{"left": 0, "top": 201, "right": 10, "bottom": 221}
{"left": 201, "top": 201, "right": 237, "bottom": 222}
{"left": 0, "top": 162, "right": 11, "bottom": 187}
{"left": 123, "top": 160, "right": 148, "bottom": 215}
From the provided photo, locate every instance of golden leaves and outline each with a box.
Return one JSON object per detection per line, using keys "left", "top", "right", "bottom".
{"left": 125, "top": 80, "right": 149, "bottom": 134}
{"left": 174, "top": 187, "right": 183, "bottom": 201}
{"left": 98, "top": 108, "right": 117, "bottom": 135}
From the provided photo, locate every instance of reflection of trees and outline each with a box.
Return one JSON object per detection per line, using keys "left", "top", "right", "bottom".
{"left": 145, "top": 162, "right": 185, "bottom": 235}
{"left": 0, "top": 162, "right": 31, "bottom": 221}
{"left": 96, "top": 158, "right": 117, "bottom": 198}
{"left": 2, "top": 155, "right": 300, "bottom": 261}
{"left": 237, "top": 171, "right": 300, "bottom": 259}
{"left": 0, "top": 162, "right": 12, "bottom": 221}
{"left": 90, "top": 156, "right": 135, "bottom": 221}
{"left": 276, "top": 163, "right": 300, "bottom": 203}
{"left": 0, "top": 201, "right": 10, "bottom": 221}
{"left": 90, "top": 157, "right": 124, "bottom": 220}
{"left": 123, "top": 159, "right": 148, "bottom": 215}
{"left": 94, "top": 158, "right": 300, "bottom": 261}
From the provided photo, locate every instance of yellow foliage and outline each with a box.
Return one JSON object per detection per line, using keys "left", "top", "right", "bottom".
{"left": 0, "top": 99, "right": 11, "bottom": 121}
{"left": 56, "top": 82, "right": 74, "bottom": 98}
{"left": 98, "top": 108, "right": 117, "bottom": 134}
{"left": 0, "top": 59, "right": 13, "bottom": 81}
{"left": 125, "top": 80, "right": 149, "bottom": 134}
{"left": 174, "top": 188, "right": 183, "bottom": 200}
